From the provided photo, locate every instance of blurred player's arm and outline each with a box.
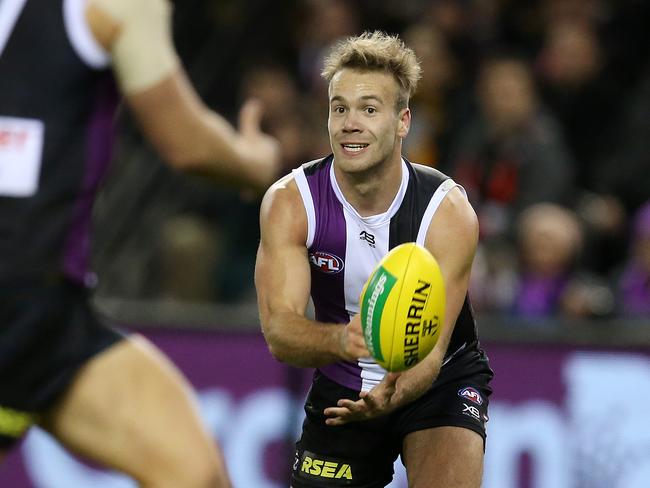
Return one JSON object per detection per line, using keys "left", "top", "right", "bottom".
{"left": 255, "top": 176, "right": 369, "bottom": 367}
{"left": 86, "top": 0, "right": 279, "bottom": 191}
{"left": 393, "top": 187, "right": 479, "bottom": 406}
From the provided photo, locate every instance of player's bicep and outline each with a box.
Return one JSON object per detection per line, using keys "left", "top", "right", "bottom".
{"left": 255, "top": 179, "right": 311, "bottom": 326}
{"left": 424, "top": 188, "right": 478, "bottom": 344}
{"left": 255, "top": 237, "right": 311, "bottom": 323}
{"left": 426, "top": 189, "right": 478, "bottom": 285}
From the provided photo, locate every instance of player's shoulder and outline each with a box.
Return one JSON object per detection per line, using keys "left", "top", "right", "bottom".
{"left": 259, "top": 171, "right": 309, "bottom": 243}
{"left": 299, "top": 154, "right": 333, "bottom": 177}
{"left": 262, "top": 172, "right": 300, "bottom": 215}
{"left": 407, "top": 160, "right": 451, "bottom": 184}
{"left": 262, "top": 155, "right": 331, "bottom": 213}
{"left": 433, "top": 184, "right": 479, "bottom": 242}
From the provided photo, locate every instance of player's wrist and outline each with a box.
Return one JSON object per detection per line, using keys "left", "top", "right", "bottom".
{"left": 333, "top": 324, "right": 351, "bottom": 361}
{"left": 233, "top": 138, "right": 276, "bottom": 190}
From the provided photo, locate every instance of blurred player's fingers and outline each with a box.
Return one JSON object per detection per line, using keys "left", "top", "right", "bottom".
{"left": 325, "top": 416, "right": 347, "bottom": 426}
{"left": 238, "top": 98, "right": 263, "bottom": 136}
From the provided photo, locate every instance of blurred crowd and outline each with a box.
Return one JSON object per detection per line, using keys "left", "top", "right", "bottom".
{"left": 93, "top": 0, "right": 650, "bottom": 322}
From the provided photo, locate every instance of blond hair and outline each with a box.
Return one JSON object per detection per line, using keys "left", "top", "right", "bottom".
{"left": 321, "top": 31, "right": 422, "bottom": 110}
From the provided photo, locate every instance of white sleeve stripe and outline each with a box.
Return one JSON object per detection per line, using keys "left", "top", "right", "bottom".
{"left": 292, "top": 167, "right": 316, "bottom": 249}
{"left": 416, "top": 179, "right": 466, "bottom": 245}
{"left": 63, "top": 0, "right": 110, "bottom": 69}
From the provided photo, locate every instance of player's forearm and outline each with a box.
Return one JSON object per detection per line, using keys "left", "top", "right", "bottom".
{"left": 390, "top": 349, "right": 443, "bottom": 409}
{"left": 127, "top": 72, "right": 276, "bottom": 191}
{"left": 262, "top": 311, "right": 346, "bottom": 368}
{"left": 167, "top": 109, "right": 273, "bottom": 190}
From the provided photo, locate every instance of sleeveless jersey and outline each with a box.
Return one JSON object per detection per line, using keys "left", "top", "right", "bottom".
{"left": 293, "top": 155, "right": 479, "bottom": 392}
{"left": 0, "top": 0, "right": 117, "bottom": 284}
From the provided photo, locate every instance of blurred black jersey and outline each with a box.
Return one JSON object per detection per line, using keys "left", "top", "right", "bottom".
{"left": 0, "top": 0, "right": 118, "bottom": 284}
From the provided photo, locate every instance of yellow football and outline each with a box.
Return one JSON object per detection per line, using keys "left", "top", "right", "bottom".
{"left": 359, "top": 242, "right": 445, "bottom": 372}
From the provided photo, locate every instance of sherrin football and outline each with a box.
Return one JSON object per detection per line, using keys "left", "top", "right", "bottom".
{"left": 359, "top": 243, "right": 445, "bottom": 372}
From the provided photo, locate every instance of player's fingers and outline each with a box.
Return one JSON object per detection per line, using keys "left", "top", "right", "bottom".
{"left": 238, "top": 98, "right": 263, "bottom": 136}
{"left": 325, "top": 417, "right": 347, "bottom": 426}
{"left": 338, "top": 399, "right": 364, "bottom": 411}
{"left": 323, "top": 406, "right": 345, "bottom": 416}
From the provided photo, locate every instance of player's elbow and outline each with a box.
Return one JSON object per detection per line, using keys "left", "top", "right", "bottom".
{"left": 260, "top": 317, "right": 291, "bottom": 363}
{"left": 263, "top": 333, "right": 293, "bottom": 364}
{"left": 265, "top": 341, "right": 291, "bottom": 363}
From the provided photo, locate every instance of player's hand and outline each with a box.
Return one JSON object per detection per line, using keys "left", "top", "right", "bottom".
{"left": 237, "top": 98, "right": 281, "bottom": 189}
{"left": 323, "top": 352, "right": 441, "bottom": 426}
{"left": 337, "top": 314, "right": 370, "bottom": 362}
{"left": 323, "top": 373, "right": 401, "bottom": 426}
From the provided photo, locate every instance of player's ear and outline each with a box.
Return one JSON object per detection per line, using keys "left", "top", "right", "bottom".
{"left": 397, "top": 107, "right": 410, "bottom": 138}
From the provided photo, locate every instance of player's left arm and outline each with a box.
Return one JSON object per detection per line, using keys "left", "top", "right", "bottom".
{"left": 324, "top": 187, "right": 478, "bottom": 425}
{"left": 390, "top": 186, "right": 479, "bottom": 405}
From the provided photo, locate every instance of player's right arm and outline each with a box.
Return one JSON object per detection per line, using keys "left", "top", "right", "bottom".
{"left": 255, "top": 176, "right": 369, "bottom": 367}
{"left": 85, "top": 0, "right": 279, "bottom": 192}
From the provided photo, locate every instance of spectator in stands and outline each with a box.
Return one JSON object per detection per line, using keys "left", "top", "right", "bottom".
{"left": 446, "top": 56, "right": 574, "bottom": 242}
{"left": 514, "top": 203, "right": 614, "bottom": 319}
{"left": 535, "top": 19, "right": 619, "bottom": 193}
{"left": 402, "top": 23, "right": 468, "bottom": 167}
{"left": 616, "top": 202, "right": 650, "bottom": 317}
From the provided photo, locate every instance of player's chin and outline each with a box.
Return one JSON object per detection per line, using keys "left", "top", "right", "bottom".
{"left": 333, "top": 153, "right": 375, "bottom": 174}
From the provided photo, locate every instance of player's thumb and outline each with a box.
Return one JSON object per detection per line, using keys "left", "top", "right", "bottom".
{"left": 238, "top": 98, "right": 263, "bottom": 136}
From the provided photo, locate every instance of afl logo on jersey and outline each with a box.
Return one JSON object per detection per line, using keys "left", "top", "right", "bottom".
{"left": 458, "top": 387, "right": 483, "bottom": 405}
{"left": 309, "top": 251, "right": 344, "bottom": 274}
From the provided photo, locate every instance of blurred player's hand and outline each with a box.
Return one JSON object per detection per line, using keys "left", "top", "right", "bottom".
{"left": 236, "top": 99, "right": 281, "bottom": 190}
{"left": 338, "top": 314, "right": 370, "bottom": 362}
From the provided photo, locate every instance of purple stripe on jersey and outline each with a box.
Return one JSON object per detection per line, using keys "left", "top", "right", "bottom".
{"left": 305, "top": 159, "right": 363, "bottom": 390}
{"left": 62, "top": 79, "right": 118, "bottom": 285}
{"left": 306, "top": 159, "right": 348, "bottom": 324}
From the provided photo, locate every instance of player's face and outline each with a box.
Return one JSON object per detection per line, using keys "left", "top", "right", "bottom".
{"left": 328, "top": 69, "right": 410, "bottom": 175}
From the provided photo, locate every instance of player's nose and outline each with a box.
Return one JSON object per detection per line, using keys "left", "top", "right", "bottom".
{"left": 342, "top": 111, "right": 362, "bottom": 132}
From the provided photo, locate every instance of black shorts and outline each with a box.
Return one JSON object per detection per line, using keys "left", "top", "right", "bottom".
{"left": 291, "top": 345, "right": 493, "bottom": 488}
{"left": 0, "top": 279, "right": 124, "bottom": 448}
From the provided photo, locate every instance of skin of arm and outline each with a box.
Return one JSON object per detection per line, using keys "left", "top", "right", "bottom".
{"left": 324, "top": 187, "right": 479, "bottom": 425}
{"left": 255, "top": 176, "right": 369, "bottom": 367}
{"left": 85, "top": 1, "right": 279, "bottom": 192}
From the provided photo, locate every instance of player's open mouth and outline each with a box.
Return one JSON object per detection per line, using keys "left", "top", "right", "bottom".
{"left": 341, "top": 143, "right": 369, "bottom": 154}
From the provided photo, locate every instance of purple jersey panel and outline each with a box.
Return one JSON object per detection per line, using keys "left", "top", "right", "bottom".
{"left": 62, "top": 80, "right": 118, "bottom": 285}
{"left": 304, "top": 159, "right": 362, "bottom": 390}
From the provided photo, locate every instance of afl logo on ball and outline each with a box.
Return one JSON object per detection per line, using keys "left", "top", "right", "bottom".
{"left": 458, "top": 387, "right": 483, "bottom": 405}
{"left": 309, "top": 251, "right": 344, "bottom": 274}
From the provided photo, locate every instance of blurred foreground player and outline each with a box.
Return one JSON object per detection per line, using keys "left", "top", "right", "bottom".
{"left": 256, "top": 32, "right": 492, "bottom": 487}
{"left": 0, "top": 0, "right": 280, "bottom": 486}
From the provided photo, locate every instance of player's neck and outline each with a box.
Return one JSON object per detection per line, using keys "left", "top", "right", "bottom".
{"left": 334, "top": 155, "right": 403, "bottom": 217}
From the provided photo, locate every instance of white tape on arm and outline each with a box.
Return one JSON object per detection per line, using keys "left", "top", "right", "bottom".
{"left": 90, "top": 0, "right": 179, "bottom": 94}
